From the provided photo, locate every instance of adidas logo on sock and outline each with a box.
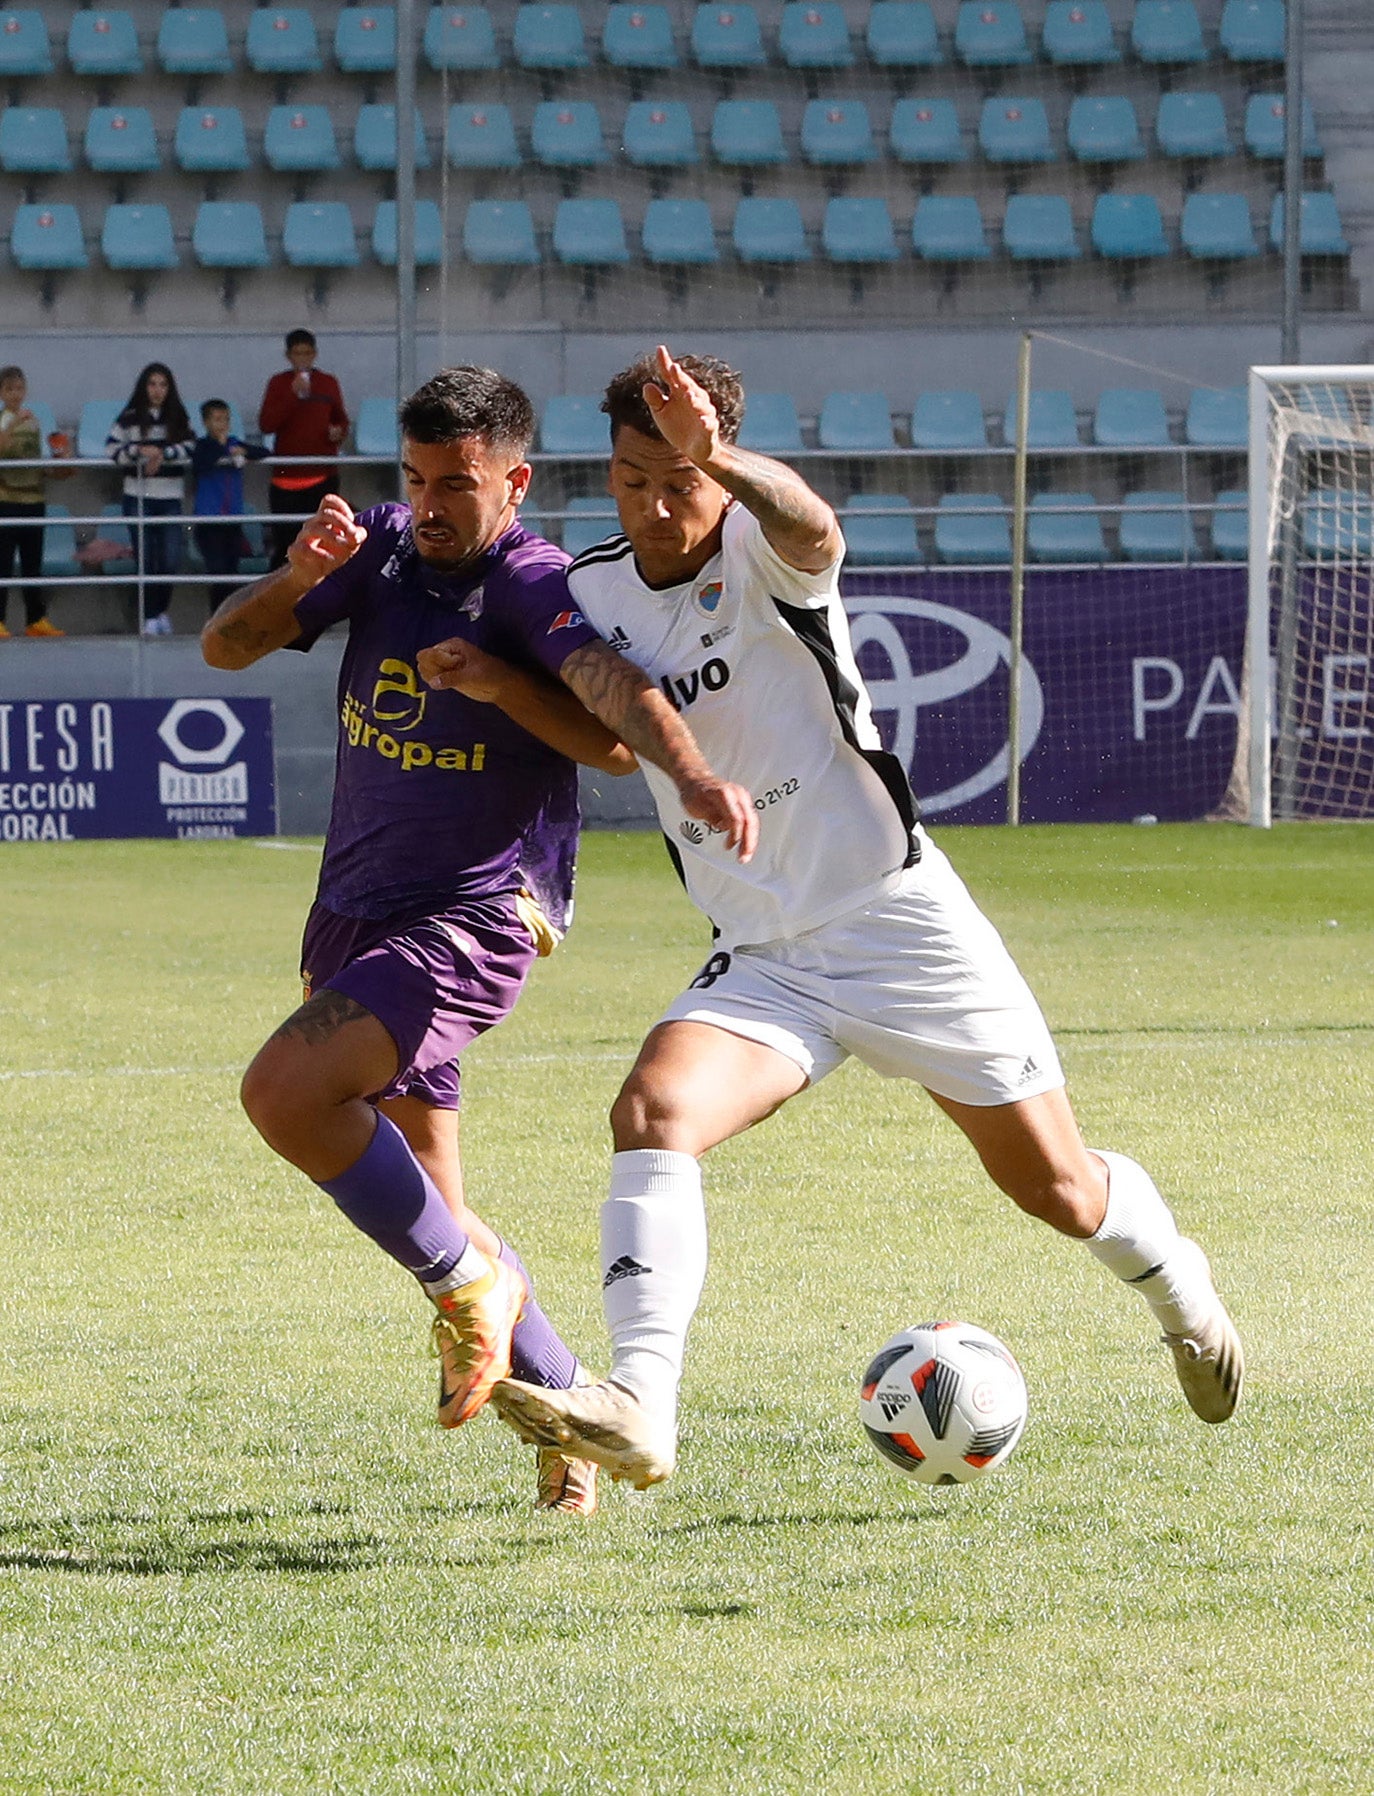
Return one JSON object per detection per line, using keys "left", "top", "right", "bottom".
{"left": 603, "top": 1254, "right": 651, "bottom": 1288}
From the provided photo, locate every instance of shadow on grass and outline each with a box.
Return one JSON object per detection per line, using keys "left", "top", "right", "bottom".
{"left": 0, "top": 1535, "right": 387, "bottom": 1576}
{"left": 667, "top": 1507, "right": 943, "bottom": 1535}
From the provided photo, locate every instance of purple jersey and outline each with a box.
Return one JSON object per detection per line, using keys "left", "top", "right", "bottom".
{"left": 290, "top": 504, "right": 603, "bottom": 928}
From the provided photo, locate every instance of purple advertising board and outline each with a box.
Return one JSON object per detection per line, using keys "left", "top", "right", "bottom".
{"left": 0, "top": 697, "right": 276, "bottom": 842}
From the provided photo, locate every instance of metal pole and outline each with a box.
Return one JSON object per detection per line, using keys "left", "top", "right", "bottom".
{"left": 1006, "top": 331, "right": 1032, "bottom": 826}
{"left": 395, "top": 0, "right": 418, "bottom": 422}
{"left": 1280, "top": 0, "right": 1304, "bottom": 362}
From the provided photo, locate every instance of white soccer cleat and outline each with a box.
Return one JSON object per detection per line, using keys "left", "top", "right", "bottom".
{"left": 1160, "top": 1243, "right": 1244, "bottom": 1423}
{"left": 491, "top": 1377, "right": 677, "bottom": 1490}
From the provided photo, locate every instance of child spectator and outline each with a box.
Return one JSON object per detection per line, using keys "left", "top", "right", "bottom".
{"left": 107, "top": 362, "right": 195, "bottom": 637}
{"left": 257, "top": 329, "right": 349, "bottom": 566}
{"left": 192, "top": 399, "right": 269, "bottom": 614}
{"left": 0, "top": 364, "right": 73, "bottom": 637}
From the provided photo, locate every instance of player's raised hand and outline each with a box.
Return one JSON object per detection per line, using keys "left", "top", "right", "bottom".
{"left": 678, "top": 773, "right": 758, "bottom": 863}
{"left": 417, "top": 635, "right": 510, "bottom": 704}
{"left": 287, "top": 494, "right": 367, "bottom": 585}
{"left": 642, "top": 345, "right": 721, "bottom": 468}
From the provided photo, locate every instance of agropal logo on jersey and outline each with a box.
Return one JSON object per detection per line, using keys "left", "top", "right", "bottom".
{"left": 341, "top": 657, "right": 487, "bottom": 774}
{"left": 844, "top": 597, "right": 1045, "bottom": 814}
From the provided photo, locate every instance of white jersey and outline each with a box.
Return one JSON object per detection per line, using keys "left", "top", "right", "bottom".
{"left": 566, "top": 505, "right": 918, "bottom": 947}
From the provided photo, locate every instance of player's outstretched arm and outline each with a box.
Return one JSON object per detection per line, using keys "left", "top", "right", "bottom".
{"left": 560, "top": 640, "right": 757, "bottom": 861}
{"left": 201, "top": 494, "right": 367, "bottom": 670}
{"left": 643, "top": 345, "right": 842, "bottom": 575}
{"left": 417, "top": 637, "right": 638, "bottom": 776}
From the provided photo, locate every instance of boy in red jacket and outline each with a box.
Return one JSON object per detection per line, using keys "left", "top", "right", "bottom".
{"left": 258, "top": 329, "right": 350, "bottom": 566}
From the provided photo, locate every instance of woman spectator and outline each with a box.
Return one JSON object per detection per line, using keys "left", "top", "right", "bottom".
{"left": 0, "top": 363, "right": 72, "bottom": 637}
{"left": 106, "top": 362, "right": 195, "bottom": 637}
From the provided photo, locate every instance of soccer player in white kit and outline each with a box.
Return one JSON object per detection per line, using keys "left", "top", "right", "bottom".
{"left": 487, "top": 346, "right": 1244, "bottom": 1490}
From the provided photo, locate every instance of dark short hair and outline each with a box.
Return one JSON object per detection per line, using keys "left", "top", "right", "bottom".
{"left": 200, "top": 398, "right": 230, "bottom": 420}
{"left": 0, "top": 365, "right": 23, "bottom": 385}
{"left": 601, "top": 353, "right": 745, "bottom": 447}
{"left": 285, "top": 328, "right": 316, "bottom": 353}
{"left": 398, "top": 366, "right": 535, "bottom": 459}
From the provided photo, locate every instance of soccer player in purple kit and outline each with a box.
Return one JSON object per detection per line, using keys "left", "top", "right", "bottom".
{"left": 202, "top": 366, "right": 755, "bottom": 1514}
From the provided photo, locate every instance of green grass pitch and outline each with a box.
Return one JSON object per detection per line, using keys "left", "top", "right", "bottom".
{"left": 1, "top": 823, "right": 1372, "bottom": 1795}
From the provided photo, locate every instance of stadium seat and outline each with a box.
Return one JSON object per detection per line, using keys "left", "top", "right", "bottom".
{"left": 101, "top": 201, "right": 177, "bottom": 268}
{"left": 867, "top": 2, "right": 942, "bottom": 68}
{"left": 0, "top": 10, "right": 52, "bottom": 76}
{"left": 1091, "top": 193, "right": 1168, "bottom": 260}
{"left": 733, "top": 196, "right": 809, "bottom": 262}
{"left": 1118, "top": 491, "right": 1193, "bottom": 562}
{"left": 978, "top": 97, "right": 1053, "bottom": 165}
{"left": 246, "top": 9, "right": 321, "bottom": 74}
{"left": 954, "top": 2, "right": 1031, "bottom": 67}
{"left": 335, "top": 8, "right": 396, "bottom": 72}
{"left": 1300, "top": 488, "right": 1372, "bottom": 560}
{"left": 1181, "top": 192, "right": 1258, "bottom": 260}
{"left": 355, "top": 104, "right": 430, "bottom": 171}
{"left": 737, "top": 392, "right": 803, "bottom": 451}
{"left": 624, "top": 101, "right": 698, "bottom": 168}
{"left": 1209, "top": 490, "right": 1248, "bottom": 560}
{"left": 911, "top": 390, "right": 986, "bottom": 450}
{"left": 0, "top": 107, "right": 71, "bottom": 173}
{"left": 193, "top": 200, "right": 270, "bottom": 266}
{"left": 1041, "top": 0, "right": 1118, "bottom": 66}
{"left": 513, "top": 5, "right": 588, "bottom": 70}
{"left": 532, "top": 101, "right": 607, "bottom": 169}
{"left": 822, "top": 197, "right": 898, "bottom": 264}
{"left": 1130, "top": 0, "right": 1206, "bottom": 65}
{"left": 1156, "top": 91, "right": 1230, "bottom": 163}
{"left": 1185, "top": 386, "right": 1246, "bottom": 448}
{"left": 67, "top": 11, "right": 142, "bottom": 77}
{"left": 643, "top": 197, "right": 718, "bottom": 263}
{"left": 711, "top": 99, "right": 787, "bottom": 167}
{"left": 889, "top": 98, "right": 966, "bottom": 166}
{"left": 691, "top": 4, "right": 765, "bottom": 69}
{"left": 842, "top": 494, "right": 921, "bottom": 565}
{"left": 1244, "top": 94, "right": 1320, "bottom": 160}
{"left": 77, "top": 399, "right": 121, "bottom": 458}
{"left": 85, "top": 106, "right": 160, "bottom": 173}
{"left": 354, "top": 395, "right": 399, "bottom": 456}
{"left": 562, "top": 496, "right": 619, "bottom": 556}
{"left": 1003, "top": 389, "right": 1080, "bottom": 446}
{"left": 283, "top": 201, "right": 358, "bottom": 267}
{"left": 445, "top": 103, "right": 520, "bottom": 169}
{"left": 934, "top": 493, "right": 1010, "bottom": 563}
{"left": 176, "top": 106, "right": 250, "bottom": 173}
{"left": 818, "top": 391, "right": 894, "bottom": 450}
{"left": 424, "top": 6, "right": 499, "bottom": 70}
{"left": 41, "top": 504, "right": 79, "bottom": 577}
{"left": 1027, "top": 492, "right": 1105, "bottom": 562}
{"left": 1270, "top": 191, "right": 1349, "bottom": 256}
{"left": 540, "top": 396, "right": 606, "bottom": 453}
{"left": 264, "top": 107, "right": 340, "bottom": 173}
{"left": 604, "top": 4, "right": 677, "bottom": 69}
{"left": 1219, "top": 0, "right": 1285, "bottom": 63}
{"left": 1067, "top": 96, "right": 1143, "bottom": 165}
{"left": 372, "top": 198, "right": 443, "bottom": 264}
{"left": 1093, "top": 387, "right": 1170, "bottom": 446}
{"left": 12, "top": 204, "right": 86, "bottom": 268}
{"left": 1002, "top": 195, "right": 1080, "bottom": 264}
{"left": 912, "top": 195, "right": 990, "bottom": 263}
{"left": 554, "top": 198, "right": 630, "bottom": 266}
{"left": 801, "top": 100, "right": 877, "bottom": 166}
{"left": 463, "top": 199, "right": 538, "bottom": 264}
{"left": 780, "top": 3, "right": 852, "bottom": 70}
{"left": 157, "top": 9, "right": 232, "bottom": 75}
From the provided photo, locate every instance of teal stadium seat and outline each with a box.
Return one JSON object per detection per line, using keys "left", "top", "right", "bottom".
{"left": 354, "top": 396, "right": 400, "bottom": 457}
{"left": 513, "top": 5, "right": 588, "bottom": 70}
{"left": 823, "top": 197, "right": 898, "bottom": 264}
{"left": 934, "top": 494, "right": 1010, "bottom": 563}
{"left": 25, "top": 397, "right": 58, "bottom": 453}
{"left": 1130, "top": 0, "right": 1206, "bottom": 65}
{"left": 157, "top": 9, "right": 232, "bottom": 75}
{"left": 1002, "top": 195, "right": 1080, "bottom": 264}
{"left": 176, "top": 107, "right": 250, "bottom": 172}
{"left": 264, "top": 106, "right": 340, "bottom": 173}
{"left": 85, "top": 106, "right": 160, "bottom": 173}
{"left": 737, "top": 392, "right": 803, "bottom": 451}
{"left": 77, "top": 399, "right": 121, "bottom": 458}
{"left": 842, "top": 495, "right": 921, "bottom": 566}
{"left": 1027, "top": 493, "right": 1105, "bottom": 562}
{"left": 539, "top": 397, "right": 606, "bottom": 454}
{"left": 1004, "top": 389, "right": 1080, "bottom": 447}
{"left": 1042, "top": 0, "right": 1118, "bottom": 66}
{"left": 0, "top": 107, "right": 71, "bottom": 173}
{"left": 283, "top": 201, "right": 358, "bottom": 267}
{"left": 0, "top": 10, "right": 51, "bottom": 76}
{"left": 1209, "top": 490, "right": 1248, "bottom": 560}
{"left": 1219, "top": 0, "right": 1285, "bottom": 64}
{"left": 818, "top": 391, "right": 894, "bottom": 450}
{"left": 532, "top": 101, "right": 607, "bottom": 169}
{"left": 733, "top": 197, "right": 809, "bottom": 262}
{"left": 446, "top": 103, "right": 520, "bottom": 169}
{"left": 780, "top": 3, "right": 852, "bottom": 70}
{"left": 463, "top": 200, "right": 538, "bottom": 264}
{"left": 1244, "top": 94, "right": 1320, "bottom": 160}
{"left": 712, "top": 99, "right": 786, "bottom": 168}
{"left": 1093, "top": 387, "right": 1170, "bottom": 446}
{"left": 1181, "top": 192, "right": 1258, "bottom": 260}
{"left": 954, "top": 2, "right": 1030, "bottom": 68}
{"left": 911, "top": 390, "right": 986, "bottom": 450}
{"left": 604, "top": 5, "right": 678, "bottom": 70}
{"left": 889, "top": 98, "right": 966, "bottom": 167}
{"left": 12, "top": 204, "right": 86, "bottom": 269}
{"left": 42, "top": 505, "right": 79, "bottom": 577}
{"left": 1185, "top": 387, "right": 1246, "bottom": 448}
{"left": 246, "top": 9, "right": 321, "bottom": 74}
{"left": 355, "top": 105, "right": 430, "bottom": 171}
{"left": 372, "top": 199, "right": 443, "bottom": 264}
{"left": 643, "top": 198, "right": 718, "bottom": 264}
{"left": 335, "top": 8, "right": 396, "bottom": 73}
{"left": 801, "top": 99, "right": 876, "bottom": 166}
{"left": 624, "top": 102, "right": 698, "bottom": 169}
{"left": 1270, "top": 192, "right": 1348, "bottom": 256}
{"left": 424, "top": 6, "right": 499, "bottom": 70}
{"left": 912, "top": 195, "right": 990, "bottom": 262}
{"left": 866, "top": 3, "right": 942, "bottom": 69}
{"left": 562, "top": 497, "right": 619, "bottom": 556}
{"left": 553, "top": 198, "right": 629, "bottom": 265}
{"left": 1091, "top": 193, "right": 1168, "bottom": 260}
{"left": 67, "top": 11, "right": 142, "bottom": 77}
{"left": 1156, "top": 91, "right": 1231, "bottom": 161}
{"left": 1119, "top": 492, "right": 1193, "bottom": 562}
{"left": 193, "top": 200, "right": 270, "bottom": 266}
{"left": 1301, "top": 489, "right": 1372, "bottom": 560}
{"left": 102, "top": 202, "right": 177, "bottom": 268}
{"left": 979, "top": 97, "right": 1053, "bottom": 165}
{"left": 691, "top": 4, "right": 765, "bottom": 69}
{"left": 1067, "top": 96, "right": 1143, "bottom": 165}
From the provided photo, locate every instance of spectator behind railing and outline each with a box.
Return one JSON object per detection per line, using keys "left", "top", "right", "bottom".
{"left": 258, "top": 328, "right": 349, "bottom": 568}
{"left": 192, "top": 399, "right": 271, "bottom": 614}
{"left": 106, "top": 362, "right": 195, "bottom": 638}
{"left": 0, "top": 364, "right": 74, "bottom": 638}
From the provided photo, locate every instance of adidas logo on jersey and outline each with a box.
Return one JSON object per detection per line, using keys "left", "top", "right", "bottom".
{"left": 603, "top": 1255, "right": 651, "bottom": 1288}
{"left": 606, "top": 626, "right": 632, "bottom": 652}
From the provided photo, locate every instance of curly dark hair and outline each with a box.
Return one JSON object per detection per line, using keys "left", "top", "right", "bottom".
{"left": 398, "top": 366, "right": 535, "bottom": 458}
{"left": 601, "top": 353, "right": 745, "bottom": 447}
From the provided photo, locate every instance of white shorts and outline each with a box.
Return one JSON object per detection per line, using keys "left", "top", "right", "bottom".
{"left": 658, "top": 837, "right": 1064, "bottom": 1108}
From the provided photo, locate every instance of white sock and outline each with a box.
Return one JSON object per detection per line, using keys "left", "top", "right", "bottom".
{"left": 1085, "top": 1150, "right": 1215, "bottom": 1335}
{"left": 600, "top": 1149, "right": 707, "bottom": 1416}
{"left": 421, "top": 1242, "right": 491, "bottom": 1298}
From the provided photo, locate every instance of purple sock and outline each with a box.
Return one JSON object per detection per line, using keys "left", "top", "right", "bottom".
{"left": 320, "top": 1112, "right": 470, "bottom": 1281}
{"left": 498, "top": 1240, "right": 579, "bottom": 1391}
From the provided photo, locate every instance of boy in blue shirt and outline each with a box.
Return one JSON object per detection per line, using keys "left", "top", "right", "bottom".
{"left": 191, "top": 399, "right": 269, "bottom": 612}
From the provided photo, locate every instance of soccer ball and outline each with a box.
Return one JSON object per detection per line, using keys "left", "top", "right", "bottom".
{"left": 859, "top": 1321, "right": 1028, "bottom": 1486}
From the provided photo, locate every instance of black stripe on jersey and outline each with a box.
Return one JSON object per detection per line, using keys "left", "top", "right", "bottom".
{"left": 660, "top": 832, "right": 721, "bottom": 939}
{"left": 771, "top": 594, "right": 921, "bottom": 867}
{"left": 568, "top": 534, "right": 632, "bottom": 573}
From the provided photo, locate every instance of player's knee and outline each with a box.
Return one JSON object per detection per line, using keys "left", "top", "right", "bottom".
{"left": 240, "top": 1042, "right": 321, "bottom": 1152}
{"left": 610, "top": 1075, "right": 690, "bottom": 1151}
{"left": 1008, "top": 1167, "right": 1102, "bottom": 1239}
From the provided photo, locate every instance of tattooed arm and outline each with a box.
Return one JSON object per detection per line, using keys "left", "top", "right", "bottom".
{"left": 201, "top": 493, "right": 366, "bottom": 670}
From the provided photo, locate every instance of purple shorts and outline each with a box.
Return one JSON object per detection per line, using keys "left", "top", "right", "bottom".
{"left": 300, "top": 893, "right": 539, "bottom": 1109}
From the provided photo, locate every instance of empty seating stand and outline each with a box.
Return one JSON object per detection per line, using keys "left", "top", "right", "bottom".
{"left": 733, "top": 196, "right": 809, "bottom": 264}
{"left": 604, "top": 5, "right": 678, "bottom": 71}
{"left": 540, "top": 395, "right": 606, "bottom": 453}
{"left": 264, "top": 106, "right": 340, "bottom": 173}
{"left": 68, "top": 11, "right": 142, "bottom": 77}
{"left": 867, "top": 2, "right": 941, "bottom": 70}
{"left": 283, "top": 200, "right": 358, "bottom": 267}
{"left": 643, "top": 198, "right": 718, "bottom": 266}
{"left": 12, "top": 203, "right": 87, "bottom": 268}
{"left": 911, "top": 389, "right": 986, "bottom": 449}
{"left": 335, "top": 7, "right": 397, "bottom": 73}
{"left": 1185, "top": 387, "right": 1247, "bottom": 448}
{"left": 1119, "top": 491, "right": 1194, "bottom": 562}
{"left": 354, "top": 394, "right": 400, "bottom": 456}
{"left": 1130, "top": 1, "right": 1206, "bottom": 65}
{"left": 842, "top": 495, "right": 921, "bottom": 565}
{"left": 1041, "top": 1, "right": 1118, "bottom": 67}
{"left": 712, "top": 99, "right": 787, "bottom": 170}
{"left": 779, "top": 3, "right": 853, "bottom": 71}
{"left": 194, "top": 200, "right": 271, "bottom": 267}
{"left": 801, "top": 100, "right": 876, "bottom": 167}
{"left": 0, "top": 11, "right": 53, "bottom": 77}
{"left": 934, "top": 493, "right": 1011, "bottom": 563}
{"left": 1004, "top": 389, "right": 1080, "bottom": 446}
{"left": 464, "top": 199, "right": 539, "bottom": 265}
{"left": 955, "top": 2, "right": 1031, "bottom": 68}
{"left": 1027, "top": 492, "right": 1105, "bottom": 561}
{"left": 1003, "top": 195, "right": 1080, "bottom": 268}
{"left": 246, "top": 9, "right": 321, "bottom": 75}
{"left": 737, "top": 391, "right": 803, "bottom": 450}
{"left": 624, "top": 102, "right": 697, "bottom": 170}
{"left": 446, "top": 103, "right": 520, "bottom": 170}
{"left": 890, "top": 99, "right": 966, "bottom": 168}
{"left": 372, "top": 198, "right": 443, "bottom": 263}
{"left": 1068, "top": 96, "right": 1143, "bottom": 166}
{"left": 692, "top": 5, "right": 766, "bottom": 70}
{"left": 424, "top": 6, "right": 499, "bottom": 71}
{"left": 1093, "top": 387, "right": 1171, "bottom": 446}
{"left": 102, "top": 201, "right": 177, "bottom": 269}
{"left": 0, "top": 107, "right": 71, "bottom": 173}
{"left": 157, "top": 9, "right": 232, "bottom": 76}
{"left": 86, "top": 106, "right": 160, "bottom": 173}
{"left": 176, "top": 106, "right": 250, "bottom": 173}
{"left": 818, "top": 390, "right": 894, "bottom": 450}
{"left": 356, "top": 105, "right": 430, "bottom": 171}
{"left": 513, "top": 5, "right": 588, "bottom": 71}
{"left": 1220, "top": 0, "right": 1285, "bottom": 64}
